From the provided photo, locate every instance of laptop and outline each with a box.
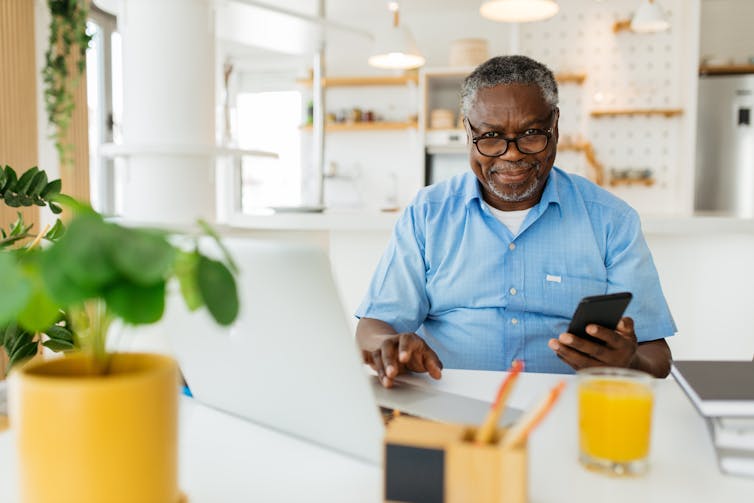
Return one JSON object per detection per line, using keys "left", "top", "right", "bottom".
{"left": 163, "top": 238, "right": 520, "bottom": 465}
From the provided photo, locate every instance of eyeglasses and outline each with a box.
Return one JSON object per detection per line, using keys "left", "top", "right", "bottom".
{"left": 466, "top": 115, "right": 555, "bottom": 157}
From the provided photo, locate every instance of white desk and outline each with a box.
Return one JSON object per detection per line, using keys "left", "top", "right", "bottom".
{"left": 1, "top": 370, "right": 753, "bottom": 502}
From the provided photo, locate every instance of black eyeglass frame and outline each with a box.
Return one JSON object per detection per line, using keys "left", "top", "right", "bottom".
{"left": 465, "top": 111, "right": 557, "bottom": 157}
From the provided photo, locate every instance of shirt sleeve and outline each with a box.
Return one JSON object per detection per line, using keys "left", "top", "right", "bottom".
{"left": 605, "top": 208, "right": 677, "bottom": 342}
{"left": 355, "top": 204, "right": 430, "bottom": 334}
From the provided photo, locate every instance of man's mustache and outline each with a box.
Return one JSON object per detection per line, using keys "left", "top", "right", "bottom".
{"left": 489, "top": 160, "right": 540, "bottom": 174}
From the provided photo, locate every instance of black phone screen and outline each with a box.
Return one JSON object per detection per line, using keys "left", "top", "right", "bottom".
{"left": 567, "top": 292, "right": 633, "bottom": 345}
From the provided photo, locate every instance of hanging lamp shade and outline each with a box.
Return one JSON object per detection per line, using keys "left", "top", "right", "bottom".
{"left": 630, "top": 0, "right": 669, "bottom": 33}
{"left": 368, "top": 4, "right": 425, "bottom": 70}
{"left": 479, "top": 0, "right": 559, "bottom": 23}
{"left": 368, "top": 24, "right": 426, "bottom": 70}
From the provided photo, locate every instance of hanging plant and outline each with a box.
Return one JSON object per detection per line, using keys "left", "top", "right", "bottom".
{"left": 42, "top": 0, "right": 93, "bottom": 171}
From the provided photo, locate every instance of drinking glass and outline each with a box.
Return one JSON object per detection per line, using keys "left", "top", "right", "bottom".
{"left": 578, "top": 367, "right": 654, "bottom": 476}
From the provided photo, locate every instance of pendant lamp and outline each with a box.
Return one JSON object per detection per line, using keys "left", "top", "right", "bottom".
{"left": 368, "top": 2, "right": 426, "bottom": 70}
{"left": 479, "top": 0, "right": 559, "bottom": 23}
{"left": 630, "top": 0, "right": 669, "bottom": 33}
{"left": 614, "top": 0, "right": 670, "bottom": 33}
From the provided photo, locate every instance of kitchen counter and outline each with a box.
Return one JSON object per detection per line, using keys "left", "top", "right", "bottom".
{"left": 223, "top": 210, "right": 754, "bottom": 235}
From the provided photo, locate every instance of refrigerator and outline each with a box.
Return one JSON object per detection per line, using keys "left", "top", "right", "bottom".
{"left": 695, "top": 74, "right": 754, "bottom": 216}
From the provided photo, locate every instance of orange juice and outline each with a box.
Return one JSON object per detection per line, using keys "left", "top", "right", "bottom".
{"left": 579, "top": 377, "right": 653, "bottom": 463}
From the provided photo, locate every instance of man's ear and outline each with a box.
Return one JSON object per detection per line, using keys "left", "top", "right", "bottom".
{"left": 463, "top": 117, "right": 471, "bottom": 145}
{"left": 552, "top": 107, "right": 560, "bottom": 142}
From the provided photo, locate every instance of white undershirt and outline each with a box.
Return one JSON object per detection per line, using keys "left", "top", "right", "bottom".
{"left": 486, "top": 205, "right": 532, "bottom": 236}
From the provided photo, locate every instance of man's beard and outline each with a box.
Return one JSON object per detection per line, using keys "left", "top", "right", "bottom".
{"left": 484, "top": 160, "right": 543, "bottom": 202}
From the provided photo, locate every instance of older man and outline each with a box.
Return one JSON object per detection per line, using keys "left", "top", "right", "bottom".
{"left": 356, "top": 55, "right": 675, "bottom": 387}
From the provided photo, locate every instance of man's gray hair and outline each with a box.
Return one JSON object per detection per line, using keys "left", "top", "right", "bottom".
{"left": 460, "top": 55, "right": 559, "bottom": 116}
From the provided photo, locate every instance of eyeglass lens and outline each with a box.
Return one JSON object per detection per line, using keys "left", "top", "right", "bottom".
{"left": 476, "top": 134, "right": 549, "bottom": 156}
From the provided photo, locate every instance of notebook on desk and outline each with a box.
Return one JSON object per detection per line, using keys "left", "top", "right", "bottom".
{"left": 163, "top": 238, "right": 520, "bottom": 465}
{"left": 671, "top": 360, "right": 754, "bottom": 417}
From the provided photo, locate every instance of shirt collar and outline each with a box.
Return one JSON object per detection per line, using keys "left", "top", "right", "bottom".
{"left": 463, "top": 167, "right": 563, "bottom": 216}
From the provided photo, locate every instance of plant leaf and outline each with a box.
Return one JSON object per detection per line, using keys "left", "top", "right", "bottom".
{"left": 42, "top": 339, "right": 75, "bottom": 352}
{"left": 28, "top": 170, "right": 48, "bottom": 197}
{"left": 40, "top": 178, "right": 62, "bottom": 198}
{"left": 198, "top": 219, "right": 239, "bottom": 274}
{"left": 39, "top": 245, "right": 99, "bottom": 306}
{"left": 48, "top": 214, "right": 117, "bottom": 290}
{"left": 197, "top": 256, "right": 239, "bottom": 326}
{"left": 4, "top": 193, "right": 20, "bottom": 207}
{"left": 45, "top": 325, "right": 74, "bottom": 343}
{"left": 15, "top": 167, "right": 39, "bottom": 195}
{"left": 8, "top": 341, "right": 38, "bottom": 369}
{"left": 110, "top": 227, "right": 176, "bottom": 285}
{"left": 0, "top": 253, "right": 33, "bottom": 326}
{"left": 45, "top": 219, "right": 65, "bottom": 241}
{"left": 7, "top": 329, "right": 33, "bottom": 357}
{"left": 175, "top": 250, "right": 202, "bottom": 311}
{"left": 104, "top": 281, "right": 166, "bottom": 325}
{"left": 1, "top": 166, "right": 17, "bottom": 193}
{"left": 17, "top": 284, "right": 61, "bottom": 333}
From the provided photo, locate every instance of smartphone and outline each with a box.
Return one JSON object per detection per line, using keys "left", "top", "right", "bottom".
{"left": 567, "top": 292, "right": 633, "bottom": 345}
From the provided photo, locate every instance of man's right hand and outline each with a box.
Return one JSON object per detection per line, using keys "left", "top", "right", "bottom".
{"left": 362, "top": 332, "right": 443, "bottom": 388}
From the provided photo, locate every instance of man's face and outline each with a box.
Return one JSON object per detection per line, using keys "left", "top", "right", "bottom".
{"left": 464, "top": 84, "right": 559, "bottom": 211}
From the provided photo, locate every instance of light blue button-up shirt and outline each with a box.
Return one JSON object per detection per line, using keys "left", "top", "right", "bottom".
{"left": 356, "top": 168, "right": 676, "bottom": 374}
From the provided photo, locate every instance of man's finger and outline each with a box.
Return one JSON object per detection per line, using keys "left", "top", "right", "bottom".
{"left": 381, "top": 339, "right": 400, "bottom": 378}
{"left": 422, "top": 349, "right": 443, "bottom": 380}
{"left": 397, "top": 333, "right": 419, "bottom": 363}
{"left": 548, "top": 338, "right": 602, "bottom": 370}
{"left": 371, "top": 350, "right": 392, "bottom": 387}
{"left": 558, "top": 332, "right": 608, "bottom": 362}
{"left": 587, "top": 323, "right": 633, "bottom": 350}
{"left": 616, "top": 317, "right": 636, "bottom": 337}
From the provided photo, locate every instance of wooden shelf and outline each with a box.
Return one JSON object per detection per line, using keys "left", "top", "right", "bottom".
{"left": 590, "top": 108, "right": 683, "bottom": 118}
{"left": 558, "top": 141, "right": 605, "bottom": 186}
{"left": 300, "top": 120, "right": 418, "bottom": 132}
{"left": 555, "top": 73, "right": 587, "bottom": 85}
{"left": 609, "top": 178, "right": 655, "bottom": 187}
{"left": 298, "top": 72, "right": 584, "bottom": 87}
{"left": 699, "top": 64, "right": 754, "bottom": 76}
{"left": 296, "top": 74, "right": 418, "bottom": 87}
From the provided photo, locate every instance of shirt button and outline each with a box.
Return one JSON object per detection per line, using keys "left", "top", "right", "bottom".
{"left": 509, "top": 287, "right": 517, "bottom": 295}
{"left": 511, "top": 318, "right": 519, "bottom": 325}
{"left": 508, "top": 243, "right": 516, "bottom": 250}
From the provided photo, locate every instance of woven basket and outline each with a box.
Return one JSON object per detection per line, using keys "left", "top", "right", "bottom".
{"left": 449, "top": 38, "right": 489, "bottom": 67}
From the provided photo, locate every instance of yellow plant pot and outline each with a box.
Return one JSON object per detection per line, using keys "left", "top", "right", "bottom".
{"left": 9, "top": 352, "right": 180, "bottom": 503}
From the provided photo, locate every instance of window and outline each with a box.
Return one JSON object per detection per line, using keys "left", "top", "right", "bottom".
{"left": 237, "top": 91, "right": 303, "bottom": 211}
{"left": 86, "top": 6, "right": 119, "bottom": 215}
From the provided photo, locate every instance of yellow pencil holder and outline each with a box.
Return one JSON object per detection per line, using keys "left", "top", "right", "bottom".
{"left": 384, "top": 416, "right": 527, "bottom": 503}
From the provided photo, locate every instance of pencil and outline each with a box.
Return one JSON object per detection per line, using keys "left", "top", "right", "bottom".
{"left": 474, "top": 360, "right": 524, "bottom": 445}
{"left": 501, "top": 380, "right": 566, "bottom": 448}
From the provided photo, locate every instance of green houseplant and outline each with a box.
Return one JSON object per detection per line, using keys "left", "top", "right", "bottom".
{"left": 0, "top": 165, "right": 70, "bottom": 372}
{"left": 43, "top": 0, "right": 93, "bottom": 170}
{"left": 1, "top": 165, "right": 240, "bottom": 503}
{"left": 0, "top": 165, "right": 239, "bottom": 373}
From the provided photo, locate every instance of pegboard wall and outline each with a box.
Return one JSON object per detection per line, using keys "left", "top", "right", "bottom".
{"left": 519, "top": 0, "right": 697, "bottom": 214}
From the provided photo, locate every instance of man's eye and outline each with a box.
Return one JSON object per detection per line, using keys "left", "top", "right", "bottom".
{"left": 481, "top": 131, "right": 500, "bottom": 139}
{"left": 523, "top": 129, "right": 542, "bottom": 136}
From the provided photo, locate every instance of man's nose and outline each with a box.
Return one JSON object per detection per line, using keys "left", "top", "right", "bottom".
{"left": 498, "top": 140, "right": 527, "bottom": 161}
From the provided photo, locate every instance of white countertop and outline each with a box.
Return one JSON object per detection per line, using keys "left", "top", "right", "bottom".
{"left": 2, "top": 370, "right": 752, "bottom": 502}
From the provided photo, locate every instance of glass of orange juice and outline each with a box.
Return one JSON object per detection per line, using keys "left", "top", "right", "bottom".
{"left": 577, "top": 367, "right": 654, "bottom": 476}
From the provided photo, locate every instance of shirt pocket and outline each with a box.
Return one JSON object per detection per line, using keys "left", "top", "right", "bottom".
{"left": 538, "top": 273, "right": 607, "bottom": 319}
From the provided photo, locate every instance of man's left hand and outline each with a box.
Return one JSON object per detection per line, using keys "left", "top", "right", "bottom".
{"left": 548, "top": 317, "right": 638, "bottom": 370}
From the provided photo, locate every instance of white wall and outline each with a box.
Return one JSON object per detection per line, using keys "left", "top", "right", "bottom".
{"left": 700, "top": 0, "right": 754, "bottom": 64}
{"left": 648, "top": 230, "right": 754, "bottom": 360}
